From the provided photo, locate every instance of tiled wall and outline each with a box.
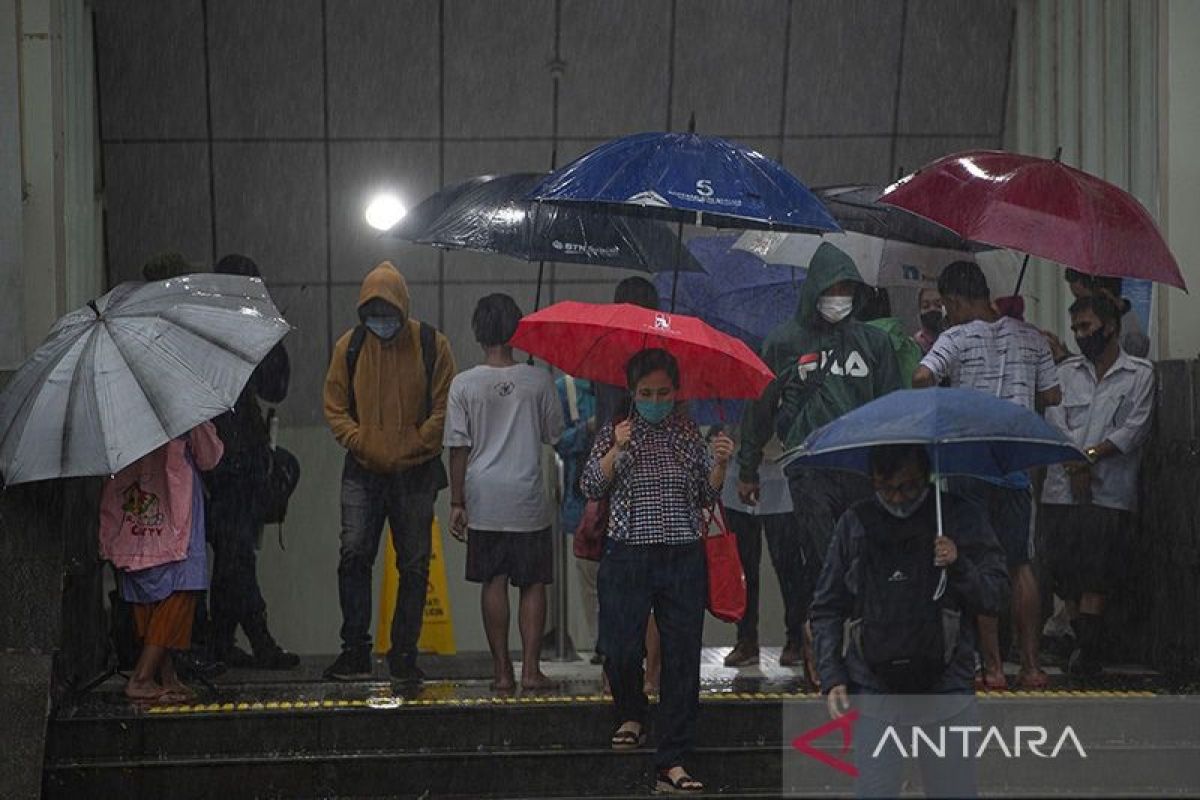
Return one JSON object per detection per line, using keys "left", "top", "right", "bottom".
{"left": 95, "top": 0, "right": 1014, "bottom": 426}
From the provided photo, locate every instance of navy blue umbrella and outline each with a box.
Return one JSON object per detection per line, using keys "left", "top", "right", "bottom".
{"left": 784, "top": 387, "right": 1084, "bottom": 598}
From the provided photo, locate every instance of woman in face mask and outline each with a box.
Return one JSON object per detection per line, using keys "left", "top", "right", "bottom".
{"left": 579, "top": 348, "right": 733, "bottom": 795}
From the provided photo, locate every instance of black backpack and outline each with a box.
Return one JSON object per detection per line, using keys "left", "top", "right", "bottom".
{"left": 851, "top": 501, "right": 954, "bottom": 692}
{"left": 346, "top": 320, "right": 449, "bottom": 491}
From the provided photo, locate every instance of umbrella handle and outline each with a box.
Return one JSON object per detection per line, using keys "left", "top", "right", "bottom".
{"left": 933, "top": 473, "right": 948, "bottom": 601}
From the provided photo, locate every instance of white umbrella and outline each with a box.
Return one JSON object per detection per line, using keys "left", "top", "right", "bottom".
{"left": 0, "top": 274, "right": 290, "bottom": 485}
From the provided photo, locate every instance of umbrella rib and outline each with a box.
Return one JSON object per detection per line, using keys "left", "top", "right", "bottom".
{"left": 0, "top": 332, "right": 90, "bottom": 457}
{"left": 103, "top": 323, "right": 183, "bottom": 442}
{"left": 59, "top": 327, "right": 105, "bottom": 476}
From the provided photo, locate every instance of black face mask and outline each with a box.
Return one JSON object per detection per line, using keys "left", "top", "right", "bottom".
{"left": 1075, "top": 328, "right": 1113, "bottom": 361}
{"left": 920, "top": 310, "right": 944, "bottom": 334}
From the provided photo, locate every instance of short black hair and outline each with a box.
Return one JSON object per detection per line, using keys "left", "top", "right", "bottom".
{"left": 215, "top": 253, "right": 261, "bottom": 278}
{"left": 1069, "top": 294, "right": 1122, "bottom": 329}
{"left": 938, "top": 261, "right": 990, "bottom": 301}
{"left": 1065, "top": 269, "right": 1122, "bottom": 297}
{"left": 472, "top": 293, "right": 523, "bottom": 346}
{"left": 869, "top": 444, "right": 931, "bottom": 479}
{"left": 614, "top": 277, "right": 659, "bottom": 310}
{"left": 856, "top": 285, "right": 892, "bottom": 321}
{"left": 625, "top": 348, "right": 680, "bottom": 390}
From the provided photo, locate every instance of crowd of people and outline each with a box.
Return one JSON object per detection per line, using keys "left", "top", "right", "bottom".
{"left": 99, "top": 243, "right": 1156, "bottom": 795}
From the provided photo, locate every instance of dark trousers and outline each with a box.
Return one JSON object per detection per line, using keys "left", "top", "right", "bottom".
{"left": 598, "top": 539, "right": 706, "bottom": 771}
{"left": 338, "top": 454, "right": 435, "bottom": 666}
{"left": 726, "top": 508, "right": 806, "bottom": 644}
{"left": 208, "top": 496, "right": 269, "bottom": 653}
{"left": 852, "top": 699, "right": 979, "bottom": 798}
{"left": 787, "top": 466, "right": 872, "bottom": 616}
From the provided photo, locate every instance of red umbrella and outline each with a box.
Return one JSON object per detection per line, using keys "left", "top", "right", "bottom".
{"left": 510, "top": 301, "right": 773, "bottom": 400}
{"left": 880, "top": 150, "right": 1186, "bottom": 290}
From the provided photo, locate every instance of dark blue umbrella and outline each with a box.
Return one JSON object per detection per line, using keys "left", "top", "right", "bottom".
{"left": 784, "top": 387, "right": 1084, "bottom": 598}
{"left": 657, "top": 235, "right": 804, "bottom": 427}
{"left": 391, "top": 172, "right": 704, "bottom": 276}
{"left": 527, "top": 132, "right": 839, "bottom": 233}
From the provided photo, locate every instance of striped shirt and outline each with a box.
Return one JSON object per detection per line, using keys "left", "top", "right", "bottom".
{"left": 920, "top": 317, "right": 1059, "bottom": 409}
{"left": 580, "top": 412, "right": 719, "bottom": 546}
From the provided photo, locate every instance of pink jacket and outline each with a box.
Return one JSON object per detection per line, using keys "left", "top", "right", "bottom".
{"left": 98, "top": 423, "right": 224, "bottom": 571}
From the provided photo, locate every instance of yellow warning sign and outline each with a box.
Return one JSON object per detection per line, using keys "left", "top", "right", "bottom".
{"left": 375, "top": 517, "right": 456, "bottom": 655}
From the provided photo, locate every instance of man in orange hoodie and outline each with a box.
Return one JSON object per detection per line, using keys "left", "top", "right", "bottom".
{"left": 322, "top": 262, "right": 456, "bottom": 682}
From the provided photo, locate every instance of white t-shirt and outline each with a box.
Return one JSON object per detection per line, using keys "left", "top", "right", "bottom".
{"left": 920, "top": 316, "right": 1059, "bottom": 409}
{"left": 444, "top": 364, "right": 564, "bottom": 532}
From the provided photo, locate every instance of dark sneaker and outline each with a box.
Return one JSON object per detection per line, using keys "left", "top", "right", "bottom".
{"left": 590, "top": 651, "right": 604, "bottom": 665}
{"left": 1066, "top": 648, "right": 1103, "bottom": 678}
{"left": 779, "top": 639, "right": 803, "bottom": 667}
{"left": 723, "top": 640, "right": 760, "bottom": 667}
{"left": 224, "top": 645, "right": 257, "bottom": 669}
{"left": 323, "top": 649, "right": 372, "bottom": 681}
{"left": 389, "top": 661, "right": 426, "bottom": 684}
{"left": 177, "top": 650, "right": 227, "bottom": 680}
{"left": 252, "top": 645, "right": 301, "bottom": 670}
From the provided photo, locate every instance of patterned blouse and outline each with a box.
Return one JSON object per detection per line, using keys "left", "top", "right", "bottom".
{"left": 580, "top": 411, "right": 719, "bottom": 546}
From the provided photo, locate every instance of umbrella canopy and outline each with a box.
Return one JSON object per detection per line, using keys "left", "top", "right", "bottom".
{"left": 391, "top": 172, "right": 704, "bottom": 274}
{"left": 879, "top": 149, "right": 1186, "bottom": 290}
{"left": 509, "top": 301, "right": 773, "bottom": 401}
{"left": 526, "top": 132, "right": 840, "bottom": 233}
{"left": 816, "top": 184, "right": 985, "bottom": 251}
{"left": 0, "top": 274, "right": 290, "bottom": 485}
{"left": 782, "top": 387, "right": 1085, "bottom": 478}
{"left": 652, "top": 234, "right": 804, "bottom": 348}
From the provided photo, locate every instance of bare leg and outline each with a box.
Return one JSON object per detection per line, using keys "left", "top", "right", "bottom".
{"left": 1013, "top": 564, "right": 1045, "bottom": 679}
{"left": 125, "top": 644, "right": 167, "bottom": 700}
{"left": 482, "top": 576, "right": 514, "bottom": 691}
{"left": 518, "top": 583, "right": 553, "bottom": 690}
{"left": 644, "top": 613, "right": 661, "bottom": 694}
{"left": 977, "top": 615, "right": 1006, "bottom": 686}
{"left": 158, "top": 653, "right": 197, "bottom": 701}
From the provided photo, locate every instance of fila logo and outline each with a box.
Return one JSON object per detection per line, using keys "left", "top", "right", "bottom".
{"left": 797, "top": 350, "right": 871, "bottom": 380}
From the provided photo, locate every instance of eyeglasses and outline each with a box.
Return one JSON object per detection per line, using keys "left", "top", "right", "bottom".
{"left": 872, "top": 475, "right": 928, "bottom": 503}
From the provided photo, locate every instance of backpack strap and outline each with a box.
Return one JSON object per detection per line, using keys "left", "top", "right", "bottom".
{"left": 347, "top": 321, "right": 440, "bottom": 423}
{"left": 345, "top": 325, "right": 369, "bottom": 423}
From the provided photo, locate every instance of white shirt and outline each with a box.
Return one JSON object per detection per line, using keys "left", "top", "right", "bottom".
{"left": 444, "top": 364, "right": 564, "bottom": 531}
{"left": 1041, "top": 351, "right": 1155, "bottom": 511}
{"left": 921, "top": 317, "right": 1059, "bottom": 409}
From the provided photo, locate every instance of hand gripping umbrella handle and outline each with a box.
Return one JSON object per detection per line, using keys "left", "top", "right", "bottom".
{"left": 933, "top": 473, "right": 948, "bottom": 601}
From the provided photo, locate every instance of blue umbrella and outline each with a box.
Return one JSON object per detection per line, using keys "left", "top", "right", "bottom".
{"left": 783, "top": 387, "right": 1085, "bottom": 598}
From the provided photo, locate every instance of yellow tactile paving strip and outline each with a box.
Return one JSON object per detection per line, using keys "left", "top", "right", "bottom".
{"left": 145, "top": 688, "right": 1157, "bottom": 715}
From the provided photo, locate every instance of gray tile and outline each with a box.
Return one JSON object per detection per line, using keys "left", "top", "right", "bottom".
{"left": 548, "top": 280, "right": 627, "bottom": 307}
{"left": 431, "top": 282, "right": 539, "bottom": 369}
{"left": 102, "top": 143, "right": 213, "bottom": 282}
{"left": 326, "top": 0, "right": 440, "bottom": 138}
{"left": 269, "top": 285, "right": 329, "bottom": 426}
{"left": 212, "top": 142, "right": 327, "bottom": 284}
{"left": 442, "top": 249, "right": 544, "bottom": 286}
{"left": 329, "top": 141, "right": 442, "bottom": 283}
{"left": 94, "top": 0, "right": 208, "bottom": 140}
{"left": 552, "top": 261, "right": 647, "bottom": 285}
{"left": 557, "top": 0, "right": 672, "bottom": 137}
{"left": 897, "top": 0, "right": 1013, "bottom": 135}
{"left": 787, "top": 0, "right": 904, "bottom": 136}
{"left": 893, "top": 135, "right": 1000, "bottom": 176}
{"left": 207, "top": 0, "right": 324, "bottom": 138}
{"left": 443, "top": 0, "right": 555, "bottom": 138}
{"left": 672, "top": 0, "right": 788, "bottom": 136}
{"left": 443, "top": 140, "right": 557, "bottom": 187}
{"left": 782, "top": 136, "right": 893, "bottom": 188}
{"left": 553, "top": 138, "right": 609, "bottom": 167}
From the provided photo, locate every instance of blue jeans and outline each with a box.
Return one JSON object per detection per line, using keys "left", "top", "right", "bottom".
{"left": 598, "top": 538, "right": 706, "bottom": 771}
{"left": 337, "top": 454, "right": 436, "bottom": 666}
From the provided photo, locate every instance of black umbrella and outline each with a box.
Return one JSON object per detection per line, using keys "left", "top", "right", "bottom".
{"left": 815, "top": 184, "right": 988, "bottom": 252}
{"left": 390, "top": 172, "right": 703, "bottom": 309}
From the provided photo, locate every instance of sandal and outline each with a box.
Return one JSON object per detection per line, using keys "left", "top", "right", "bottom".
{"left": 974, "top": 672, "right": 1009, "bottom": 692}
{"left": 1016, "top": 669, "right": 1050, "bottom": 690}
{"left": 611, "top": 723, "right": 646, "bottom": 751}
{"left": 655, "top": 768, "right": 704, "bottom": 794}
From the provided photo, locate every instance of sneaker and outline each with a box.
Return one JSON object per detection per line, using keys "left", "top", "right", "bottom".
{"left": 389, "top": 661, "right": 426, "bottom": 684}
{"left": 176, "top": 650, "right": 227, "bottom": 680}
{"left": 323, "top": 649, "right": 372, "bottom": 681}
{"left": 723, "top": 640, "right": 760, "bottom": 667}
{"left": 590, "top": 651, "right": 604, "bottom": 665}
{"left": 779, "top": 639, "right": 802, "bottom": 667}
{"left": 252, "top": 645, "right": 301, "bottom": 670}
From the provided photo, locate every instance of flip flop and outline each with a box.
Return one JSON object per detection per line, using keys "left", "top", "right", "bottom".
{"left": 611, "top": 725, "right": 647, "bottom": 751}
{"left": 655, "top": 769, "right": 704, "bottom": 794}
{"left": 1016, "top": 669, "right": 1050, "bottom": 690}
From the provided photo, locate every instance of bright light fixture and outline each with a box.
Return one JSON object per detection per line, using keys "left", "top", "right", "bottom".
{"left": 364, "top": 193, "right": 407, "bottom": 231}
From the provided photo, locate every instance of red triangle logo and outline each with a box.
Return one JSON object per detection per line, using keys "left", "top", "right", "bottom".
{"left": 790, "top": 708, "right": 860, "bottom": 778}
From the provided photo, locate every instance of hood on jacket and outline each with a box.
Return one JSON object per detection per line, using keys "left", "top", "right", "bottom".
{"left": 357, "top": 261, "right": 411, "bottom": 318}
{"left": 795, "top": 242, "right": 866, "bottom": 328}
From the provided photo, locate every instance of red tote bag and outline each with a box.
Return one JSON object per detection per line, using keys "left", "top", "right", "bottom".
{"left": 703, "top": 503, "right": 747, "bottom": 622}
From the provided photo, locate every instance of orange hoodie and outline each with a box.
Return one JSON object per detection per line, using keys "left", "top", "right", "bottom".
{"left": 323, "top": 262, "right": 456, "bottom": 473}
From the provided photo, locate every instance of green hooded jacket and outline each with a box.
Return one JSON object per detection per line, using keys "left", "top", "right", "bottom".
{"left": 736, "top": 243, "right": 903, "bottom": 483}
{"left": 866, "top": 316, "right": 922, "bottom": 388}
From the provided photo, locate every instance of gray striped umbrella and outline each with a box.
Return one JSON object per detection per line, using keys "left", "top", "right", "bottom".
{"left": 0, "top": 274, "right": 290, "bottom": 485}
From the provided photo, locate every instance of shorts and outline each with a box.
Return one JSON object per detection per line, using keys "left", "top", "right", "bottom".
{"left": 466, "top": 528, "right": 553, "bottom": 587}
{"left": 132, "top": 591, "right": 198, "bottom": 650}
{"left": 949, "top": 478, "right": 1033, "bottom": 568}
{"left": 1040, "top": 504, "right": 1130, "bottom": 600}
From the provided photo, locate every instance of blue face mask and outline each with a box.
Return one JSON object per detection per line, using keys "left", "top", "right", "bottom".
{"left": 636, "top": 399, "right": 674, "bottom": 424}
{"left": 365, "top": 315, "right": 403, "bottom": 341}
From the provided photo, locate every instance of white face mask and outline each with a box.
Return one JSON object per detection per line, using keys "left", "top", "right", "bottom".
{"left": 818, "top": 296, "right": 854, "bottom": 324}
